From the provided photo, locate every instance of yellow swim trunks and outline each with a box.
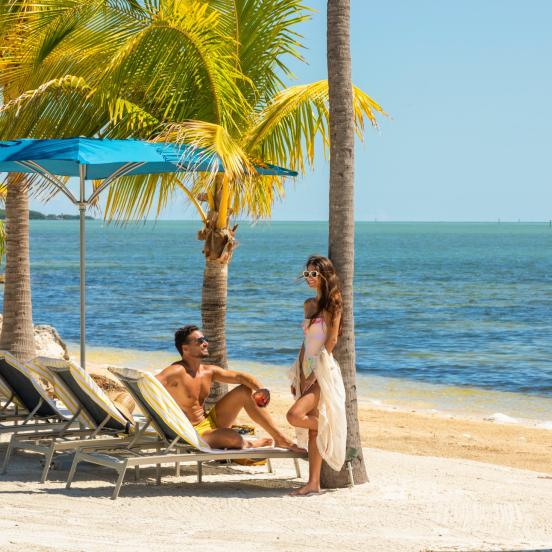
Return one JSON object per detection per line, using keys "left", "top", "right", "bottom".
{"left": 193, "top": 407, "right": 218, "bottom": 436}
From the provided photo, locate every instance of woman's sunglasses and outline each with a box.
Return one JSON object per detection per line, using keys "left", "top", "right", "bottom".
{"left": 302, "top": 270, "right": 321, "bottom": 279}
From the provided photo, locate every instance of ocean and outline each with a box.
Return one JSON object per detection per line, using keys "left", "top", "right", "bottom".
{"left": 3, "top": 220, "right": 552, "bottom": 420}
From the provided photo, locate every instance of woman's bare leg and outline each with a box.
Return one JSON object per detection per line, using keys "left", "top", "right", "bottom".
{"left": 287, "top": 385, "right": 324, "bottom": 496}
{"left": 290, "top": 428, "right": 323, "bottom": 496}
{"left": 286, "top": 384, "right": 320, "bottom": 430}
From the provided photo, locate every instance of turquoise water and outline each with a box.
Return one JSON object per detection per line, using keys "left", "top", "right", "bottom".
{"left": 5, "top": 221, "right": 552, "bottom": 399}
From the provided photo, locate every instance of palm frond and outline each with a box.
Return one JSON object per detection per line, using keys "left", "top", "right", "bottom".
{"left": 97, "top": 2, "right": 249, "bottom": 130}
{"left": 244, "top": 80, "right": 387, "bottom": 173}
{"left": 1, "top": 0, "right": 149, "bottom": 91}
{"left": 205, "top": 0, "right": 311, "bottom": 110}
{"left": 102, "top": 172, "right": 184, "bottom": 222}
{"left": 0, "top": 75, "right": 107, "bottom": 138}
{"left": 157, "top": 120, "right": 254, "bottom": 182}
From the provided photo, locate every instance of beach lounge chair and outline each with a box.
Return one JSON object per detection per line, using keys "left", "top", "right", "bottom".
{"left": 66, "top": 367, "right": 307, "bottom": 499}
{"left": 0, "top": 374, "right": 22, "bottom": 419}
{"left": 1, "top": 357, "right": 157, "bottom": 482}
{"left": 0, "top": 374, "right": 22, "bottom": 416}
{"left": 0, "top": 351, "right": 78, "bottom": 435}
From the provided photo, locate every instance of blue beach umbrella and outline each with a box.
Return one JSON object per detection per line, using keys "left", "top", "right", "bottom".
{"left": 0, "top": 137, "right": 297, "bottom": 367}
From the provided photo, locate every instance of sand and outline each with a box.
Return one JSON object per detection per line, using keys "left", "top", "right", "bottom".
{"left": 88, "top": 364, "right": 552, "bottom": 476}
{"left": 1, "top": 371, "right": 551, "bottom": 551}
{"left": 0, "top": 444, "right": 550, "bottom": 551}
{"left": 241, "top": 390, "right": 552, "bottom": 476}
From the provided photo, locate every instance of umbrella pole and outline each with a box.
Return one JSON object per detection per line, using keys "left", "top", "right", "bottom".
{"left": 79, "top": 166, "right": 86, "bottom": 370}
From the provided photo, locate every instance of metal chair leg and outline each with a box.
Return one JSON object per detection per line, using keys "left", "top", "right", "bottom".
{"left": 266, "top": 459, "right": 273, "bottom": 473}
{"left": 175, "top": 462, "right": 181, "bottom": 477}
{"left": 0, "top": 435, "right": 15, "bottom": 474}
{"left": 293, "top": 458, "right": 301, "bottom": 479}
{"left": 197, "top": 461, "right": 203, "bottom": 483}
{"left": 155, "top": 463, "right": 161, "bottom": 485}
{"left": 112, "top": 468, "right": 127, "bottom": 500}
{"left": 40, "top": 445, "right": 56, "bottom": 483}
{"left": 66, "top": 452, "right": 81, "bottom": 488}
{"left": 134, "top": 465, "right": 140, "bottom": 481}
{"left": 347, "top": 461, "right": 355, "bottom": 487}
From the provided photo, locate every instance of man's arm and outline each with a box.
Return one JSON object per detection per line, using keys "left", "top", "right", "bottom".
{"left": 210, "top": 366, "right": 263, "bottom": 392}
{"left": 155, "top": 363, "right": 182, "bottom": 387}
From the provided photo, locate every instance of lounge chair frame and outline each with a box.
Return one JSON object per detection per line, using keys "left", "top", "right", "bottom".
{"left": 1, "top": 359, "right": 156, "bottom": 482}
{"left": 66, "top": 368, "right": 307, "bottom": 499}
{"left": 0, "top": 353, "right": 79, "bottom": 438}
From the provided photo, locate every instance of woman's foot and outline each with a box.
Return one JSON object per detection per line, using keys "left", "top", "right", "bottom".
{"left": 289, "top": 482, "right": 321, "bottom": 496}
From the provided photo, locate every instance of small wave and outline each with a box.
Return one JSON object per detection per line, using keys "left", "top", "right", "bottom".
{"left": 536, "top": 421, "right": 552, "bottom": 430}
{"left": 484, "top": 412, "right": 519, "bottom": 424}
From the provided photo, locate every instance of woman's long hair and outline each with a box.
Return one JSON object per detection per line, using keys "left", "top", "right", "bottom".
{"left": 306, "top": 255, "right": 343, "bottom": 334}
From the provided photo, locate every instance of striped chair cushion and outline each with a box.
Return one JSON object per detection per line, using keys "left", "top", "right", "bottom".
{"left": 0, "top": 376, "right": 14, "bottom": 400}
{"left": 137, "top": 371, "right": 211, "bottom": 451}
{"left": 0, "top": 351, "right": 61, "bottom": 415}
{"left": 27, "top": 357, "right": 94, "bottom": 428}
{"left": 35, "top": 357, "right": 128, "bottom": 429}
{"left": 0, "top": 374, "right": 24, "bottom": 408}
{"left": 111, "top": 367, "right": 211, "bottom": 451}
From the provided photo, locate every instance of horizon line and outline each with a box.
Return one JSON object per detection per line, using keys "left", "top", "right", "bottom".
{"left": 61, "top": 218, "right": 552, "bottom": 224}
{"left": 26, "top": 217, "right": 552, "bottom": 224}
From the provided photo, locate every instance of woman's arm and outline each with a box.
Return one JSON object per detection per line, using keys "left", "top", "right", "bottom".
{"left": 324, "top": 309, "right": 341, "bottom": 354}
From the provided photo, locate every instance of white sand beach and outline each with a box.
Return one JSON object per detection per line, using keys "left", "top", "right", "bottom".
{"left": 1, "top": 355, "right": 551, "bottom": 551}
{"left": 0, "top": 443, "right": 551, "bottom": 552}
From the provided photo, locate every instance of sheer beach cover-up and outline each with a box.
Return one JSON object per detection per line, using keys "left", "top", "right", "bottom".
{"left": 289, "top": 319, "right": 347, "bottom": 471}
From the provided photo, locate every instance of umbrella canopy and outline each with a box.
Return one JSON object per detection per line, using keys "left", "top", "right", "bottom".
{"left": 0, "top": 137, "right": 297, "bottom": 178}
{"left": 0, "top": 137, "right": 297, "bottom": 368}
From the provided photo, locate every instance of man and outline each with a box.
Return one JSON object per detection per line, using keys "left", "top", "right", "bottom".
{"left": 156, "top": 325, "right": 302, "bottom": 451}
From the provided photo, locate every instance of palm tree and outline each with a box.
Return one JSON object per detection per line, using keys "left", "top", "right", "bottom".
{"left": 96, "top": 2, "right": 384, "bottom": 401}
{"left": 0, "top": 184, "right": 7, "bottom": 273}
{"left": 0, "top": 0, "right": 248, "bottom": 367}
{"left": 0, "top": 2, "right": 38, "bottom": 360}
{"left": 322, "top": 0, "right": 368, "bottom": 487}
{"left": 0, "top": 2, "right": 384, "bottom": 408}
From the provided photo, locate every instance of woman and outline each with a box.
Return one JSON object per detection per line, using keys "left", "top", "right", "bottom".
{"left": 286, "top": 255, "right": 347, "bottom": 496}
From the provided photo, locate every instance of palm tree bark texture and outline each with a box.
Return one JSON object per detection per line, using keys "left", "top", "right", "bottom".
{"left": 198, "top": 175, "right": 237, "bottom": 406}
{"left": 323, "top": 0, "right": 368, "bottom": 487}
{"left": 0, "top": 173, "right": 36, "bottom": 361}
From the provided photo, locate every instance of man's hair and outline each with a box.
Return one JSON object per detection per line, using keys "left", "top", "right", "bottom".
{"left": 175, "top": 325, "right": 199, "bottom": 355}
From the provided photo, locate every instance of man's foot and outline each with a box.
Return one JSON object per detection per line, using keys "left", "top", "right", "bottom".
{"left": 243, "top": 437, "right": 273, "bottom": 448}
{"left": 289, "top": 483, "right": 321, "bottom": 497}
{"left": 274, "top": 438, "right": 306, "bottom": 453}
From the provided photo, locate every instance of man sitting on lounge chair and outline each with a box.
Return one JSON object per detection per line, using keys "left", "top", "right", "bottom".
{"left": 156, "top": 325, "right": 303, "bottom": 451}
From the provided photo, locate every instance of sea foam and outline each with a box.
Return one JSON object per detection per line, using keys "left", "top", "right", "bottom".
{"left": 484, "top": 413, "right": 519, "bottom": 424}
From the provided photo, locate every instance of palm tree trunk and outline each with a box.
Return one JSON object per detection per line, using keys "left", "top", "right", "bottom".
{"left": 322, "top": 0, "right": 368, "bottom": 487}
{"left": 199, "top": 176, "right": 240, "bottom": 407}
{"left": 0, "top": 174, "right": 36, "bottom": 362}
{"left": 201, "top": 257, "right": 229, "bottom": 408}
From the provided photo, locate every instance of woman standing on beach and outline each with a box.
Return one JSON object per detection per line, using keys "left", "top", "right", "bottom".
{"left": 287, "top": 255, "right": 347, "bottom": 496}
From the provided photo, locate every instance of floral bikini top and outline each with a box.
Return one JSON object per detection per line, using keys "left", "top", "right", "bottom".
{"left": 301, "top": 317, "right": 327, "bottom": 378}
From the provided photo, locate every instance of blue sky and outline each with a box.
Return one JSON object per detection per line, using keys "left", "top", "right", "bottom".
{"left": 30, "top": 0, "right": 552, "bottom": 221}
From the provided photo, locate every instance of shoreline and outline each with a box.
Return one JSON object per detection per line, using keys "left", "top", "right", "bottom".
{"left": 72, "top": 342, "right": 552, "bottom": 429}
{"left": 76, "top": 345, "right": 552, "bottom": 476}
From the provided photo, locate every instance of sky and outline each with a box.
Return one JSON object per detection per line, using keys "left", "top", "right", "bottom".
{"left": 29, "top": 0, "right": 552, "bottom": 221}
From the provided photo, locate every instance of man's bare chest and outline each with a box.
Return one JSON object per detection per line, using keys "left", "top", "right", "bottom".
{"left": 178, "top": 371, "right": 212, "bottom": 405}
